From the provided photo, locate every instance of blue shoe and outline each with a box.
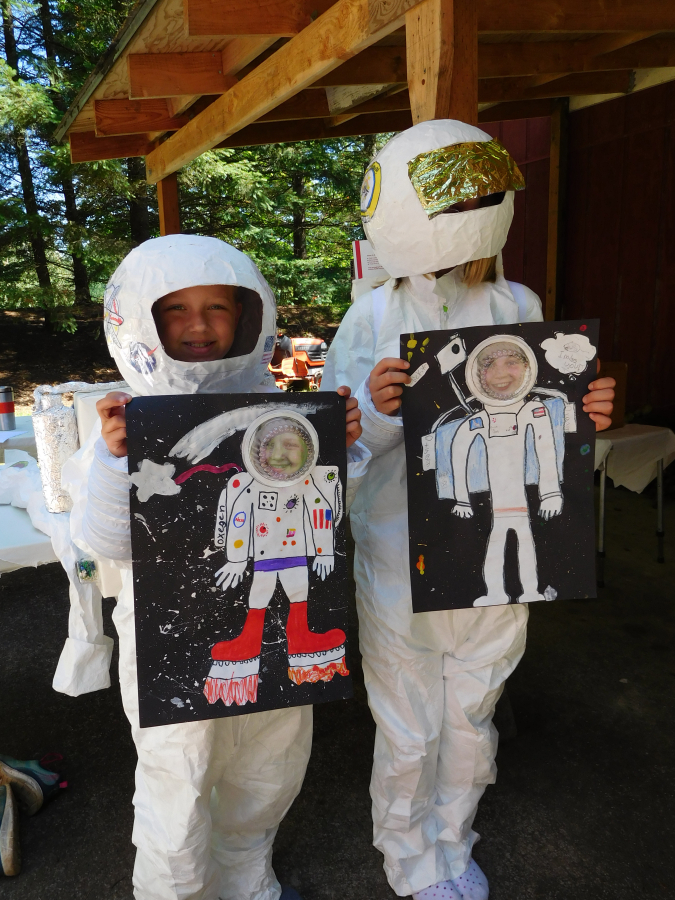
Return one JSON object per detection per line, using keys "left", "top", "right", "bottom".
{"left": 0, "top": 783, "right": 20, "bottom": 876}
{"left": 280, "top": 887, "right": 303, "bottom": 900}
{"left": 0, "top": 755, "right": 62, "bottom": 816}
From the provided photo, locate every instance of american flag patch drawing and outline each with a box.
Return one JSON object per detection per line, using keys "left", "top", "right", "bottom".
{"left": 533, "top": 407, "right": 547, "bottom": 417}
{"left": 313, "top": 508, "right": 333, "bottom": 529}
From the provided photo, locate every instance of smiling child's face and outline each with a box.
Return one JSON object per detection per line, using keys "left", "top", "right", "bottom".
{"left": 483, "top": 355, "right": 527, "bottom": 398}
{"left": 153, "top": 284, "right": 242, "bottom": 363}
{"left": 264, "top": 432, "right": 308, "bottom": 475}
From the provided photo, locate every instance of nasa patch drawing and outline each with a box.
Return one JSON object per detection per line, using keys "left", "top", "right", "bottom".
{"left": 126, "top": 393, "right": 352, "bottom": 727}
{"left": 401, "top": 320, "right": 599, "bottom": 613}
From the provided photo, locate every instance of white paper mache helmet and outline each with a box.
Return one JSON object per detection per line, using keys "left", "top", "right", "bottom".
{"left": 361, "top": 120, "right": 524, "bottom": 278}
{"left": 103, "top": 235, "right": 277, "bottom": 396}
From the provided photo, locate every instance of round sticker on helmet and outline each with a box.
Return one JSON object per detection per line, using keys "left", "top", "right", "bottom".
{"left": 360, "top": 161, "right": 382, "bottom": 223}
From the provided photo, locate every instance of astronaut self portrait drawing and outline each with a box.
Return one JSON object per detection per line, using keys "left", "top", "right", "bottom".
{"left": 126, "top": 394, "right": 351, "bottom": 727}
{"left": 402, "top": 320, "right": 599, "bottom": 613}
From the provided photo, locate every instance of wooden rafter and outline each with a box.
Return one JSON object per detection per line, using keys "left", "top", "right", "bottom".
{"left": 476, "top": 0, "right": 675, "bottom": 32}
{"left": 94, "top": 99, "right": 189, "bottom": 136}
{"left": 185, "top": 0, "right": 336, "bottom": 37}
{"left": 128, "top": 52, "right": 238, "bottom": 98}
{"left": 479, "top": 71, "right": 633, "bottom": 103}
{"left": 218, "top": 109, "right": 414, "bottom": 147}
{"left": 145, "top": 0, "right": 425, "bottom": 183}
{"left": 70, "top": 131, "right": 156, "bottom": 163}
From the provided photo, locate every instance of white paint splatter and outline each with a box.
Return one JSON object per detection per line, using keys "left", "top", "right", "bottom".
{"left": 131, "top": 459, "right": 182, "bottom": 502}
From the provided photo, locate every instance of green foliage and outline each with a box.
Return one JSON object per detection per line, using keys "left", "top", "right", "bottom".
{"left": 0, "top": 0, "right": 391, "bottom": 329}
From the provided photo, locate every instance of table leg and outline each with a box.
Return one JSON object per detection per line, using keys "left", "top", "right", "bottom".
{"left": 598, "top": 462, "right": 606, "bottom": 588}
{"left": 657, "top": 458, "right": 665, "bottom": 563}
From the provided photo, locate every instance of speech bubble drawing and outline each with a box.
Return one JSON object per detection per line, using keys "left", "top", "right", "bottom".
{"left": 540, "top": 332, "right": 596, "bottom": 375}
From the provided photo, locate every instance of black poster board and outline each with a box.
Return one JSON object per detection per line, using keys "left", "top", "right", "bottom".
{"left": 401, "top": 320, "right": 599, "bottom": 613}
{"left": 126, "top": 393, "right": 352, "bottom": 727}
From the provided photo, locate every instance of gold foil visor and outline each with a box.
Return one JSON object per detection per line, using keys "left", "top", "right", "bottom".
{"left": 407, "top": 139, "right": 525, "bottom": 218}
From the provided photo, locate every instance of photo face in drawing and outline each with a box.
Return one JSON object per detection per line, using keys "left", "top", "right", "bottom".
{"left": 470, "top": 337, "right": 537, "bottom": 404}
{"left": 249, "top": 416, "right": 315, "bottom": 483}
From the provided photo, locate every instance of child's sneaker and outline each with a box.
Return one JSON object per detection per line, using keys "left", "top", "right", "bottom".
{"left": 280, "top": 887, "right": 303, "bottom": 900}
{"left": 0, "top": 783, "right": 20, "bottom": 876}
{"left": 0, "top": 754, "right": 63, "bottom": 816}
{"left": 413, "top": 859, "right": 489, "bottom": 900}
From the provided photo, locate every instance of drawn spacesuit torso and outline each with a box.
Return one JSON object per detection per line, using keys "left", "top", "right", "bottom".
{"left": 215, "top": 468, "right": 340, "bottom": 565}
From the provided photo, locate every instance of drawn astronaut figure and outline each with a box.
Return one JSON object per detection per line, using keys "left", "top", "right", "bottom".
{"left": 439, "top": 334, "right": 568, "bottom": 607}
{"left": 204, "top": 410, "right": 348, "bottom": 706}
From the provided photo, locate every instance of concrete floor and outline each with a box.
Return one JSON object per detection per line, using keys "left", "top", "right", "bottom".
{"left": 1, "top": 480, "right": 673, "bottom": 900}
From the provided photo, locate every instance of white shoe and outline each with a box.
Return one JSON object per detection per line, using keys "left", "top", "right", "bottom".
{"left": 473, "top": 592, "right": 510, "bottom": 607}
{"left": 412, "top": 859, "right": 489, "bottom": 900}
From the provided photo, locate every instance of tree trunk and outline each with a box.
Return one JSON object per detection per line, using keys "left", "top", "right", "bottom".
{"left": 292, "top": 172, "right": 306, "bottom": 260}
{"left": 2, "top": 0, "right": 53, "bottom": 293}
{"left": 39, "top": 0, "right": 91, "bottom": 304}
{"left": 127, "top": 157, "right": 151, "bottom": 245}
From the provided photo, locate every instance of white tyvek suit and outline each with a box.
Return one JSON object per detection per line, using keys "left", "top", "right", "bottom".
{"left": 321, "top": 120, "right": 543, "bottom": 896}
{"left": 68, "top": 236, "right": 312, "bottom": 900}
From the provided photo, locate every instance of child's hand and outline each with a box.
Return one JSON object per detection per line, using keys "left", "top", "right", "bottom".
{"left": 369, "top": 358, "right": 411, "bottom": 415}
{"left": 337, "top": 386, "right": 362, "bottom": 448}
{"left": 583, "top": 361, "right": 615, "bottom": 432}
{"left": 96, "top": 391, "right": 132, "bottom": 458}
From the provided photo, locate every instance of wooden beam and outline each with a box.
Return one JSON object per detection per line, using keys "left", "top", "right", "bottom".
{"left": 157, "top": 173, "right": 181, "bottom": 236}
{"left": 478, "top": 70, "right": 632, "bottom": 104}
{"left": 185, "top": 0, "right": 336, "bottom": 37}
{"left": 313, "top": 45, "right": 406, "bottom": 86}
{"left": 218, "top": 110, "right": 414, "bottom": 147}
{"left": 447, "top": 0, "right": 477, "bottom": 123}
{"left": 478, "top": 99, "right": 554, "bottom": 122}
{"left": 69, "top": 131, "right": 155, "bottom": 163}
{"left": 476, "top": 0, "right": 675, "bottom": 32}
{"left": 129, "top": 52, "right": 238, "bottom": 99}
{"left": 545, "top": 102, "right": 563, "bottom": 321}
{"left": 478, "top": 36, "right": 675, "bottom": 80}
{"left": 405, "top": 0, "right": 454, "bottom": 124}
{"left": 530, "top": 31, "right": 657, "bottom": 87}
{"left": 146, "top": 0, "right": 425, "bottom": 183}
{"left": 94, "top": 99, "right": 189, "bottom": 136}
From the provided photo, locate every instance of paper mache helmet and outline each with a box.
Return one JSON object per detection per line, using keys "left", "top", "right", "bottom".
{"left": 103, "top": 235, "right": 277, "bottom": 396}
{"left": 361, "top": 120, "right": 525, "bottom": 278}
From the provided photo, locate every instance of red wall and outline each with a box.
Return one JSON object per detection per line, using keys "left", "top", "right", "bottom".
{"left": 482, "top": 117, "right": 551, "bottom": 304}
{"left": 563, "top": 82, "right": 675, "bottom": 420}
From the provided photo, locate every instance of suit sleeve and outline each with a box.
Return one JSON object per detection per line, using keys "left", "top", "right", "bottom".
{"left": 450, "top": 421, "right": 479, "bottom": 506}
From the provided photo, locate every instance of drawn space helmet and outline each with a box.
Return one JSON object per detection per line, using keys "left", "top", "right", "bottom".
{"left": 361, "top": 120, "right": 525, "bottom": 278}
{"left": 466, "top": 335, "right": 538, "bottom": 407}
{"left": 241, "top": 410, "right": 319, "bottom": 488}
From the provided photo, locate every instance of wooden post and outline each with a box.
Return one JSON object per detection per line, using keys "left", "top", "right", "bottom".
{"left": 157, "top": 172, "right": 181, "bottom": 235}
{"left": 406, "top": 0, "right": 477, "bottom": 125}
{"left": 545, "top": 100, "right": 567, "bottom": 320}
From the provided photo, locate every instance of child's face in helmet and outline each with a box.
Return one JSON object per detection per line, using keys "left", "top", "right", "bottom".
{"left": 153, "top": 284, "right": 242, "bottom": 363}
{"left": 264, "top": 432, "right": 308, "bottom": 475}
{"left": 483, "top": 356, "right": 527, "bottom": 398}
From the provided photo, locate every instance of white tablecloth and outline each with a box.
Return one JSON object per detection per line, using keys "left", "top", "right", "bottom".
{"left": 594, "top": 425, "right": 675, "bottom": 493}
{"left": 0, "top": 416, "right": 36, "bottom": 458}
{"left": 0, "top": 504, "right": 58, "bottom": 574}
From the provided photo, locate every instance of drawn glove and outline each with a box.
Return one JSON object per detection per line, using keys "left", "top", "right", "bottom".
{"left": 312, "top": 555, "right": 335, "bottom": 580}
{"left": 452, "top": 502, "right": 473, "bottom": 519}
{"left": 215, "top": 560, "right": 247, "bottom": 590}
{"left": 539, "top": 495, "right": 563, "bottom": 519}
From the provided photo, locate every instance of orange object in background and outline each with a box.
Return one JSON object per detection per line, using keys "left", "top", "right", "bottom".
{"left": 269, "top": 335, "right": 328, "bottom": 391}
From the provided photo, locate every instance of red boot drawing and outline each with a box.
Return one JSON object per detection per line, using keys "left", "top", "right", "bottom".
{"left": 286, "top": 601, "right": 349, "bottom": 685}
{"left": 204, "top": 607, "right": 265, "bottom": 706}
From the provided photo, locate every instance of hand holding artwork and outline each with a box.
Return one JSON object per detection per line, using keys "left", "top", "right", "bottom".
{"left": 583, "top": 361, "right": 615, "bottom": 431}
{"left": 312, "top": 555, "right": 335, "bottom": 580}
{"left": 336, "top": 385, "right": 362, "bottom": 447}
{"left": 215, "top": 561, "right": 247, "bottom": 590}
{"left": 96, "top": 391, "right": 133, "bottom": 458}
{"left": 539, "top": 495, "right": 563, "bottom": 519}
{"left": 369, "top": 358, "right": 411, "bottom": 415}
